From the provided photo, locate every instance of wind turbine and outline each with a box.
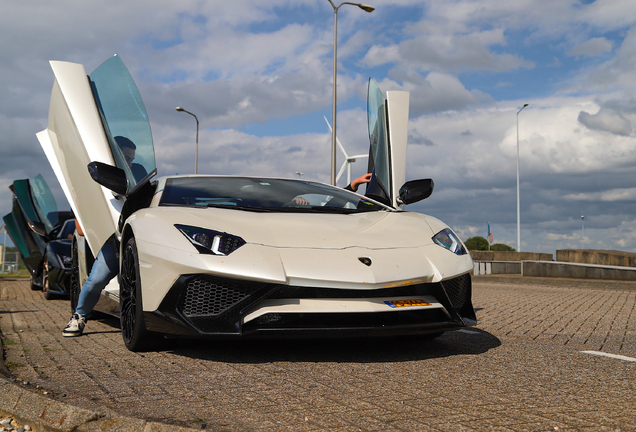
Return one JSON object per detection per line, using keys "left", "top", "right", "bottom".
{"left": 324, "top": 116, "right": 368, "bottom": 185}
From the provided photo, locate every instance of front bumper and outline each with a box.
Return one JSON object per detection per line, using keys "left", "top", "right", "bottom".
{"left": 144, "top": 272, "right": 476, "bottom": 339}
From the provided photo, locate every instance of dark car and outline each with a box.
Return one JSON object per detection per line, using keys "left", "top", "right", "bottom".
{"left": 2, "top": 174, "right": 74, "bottom": 299}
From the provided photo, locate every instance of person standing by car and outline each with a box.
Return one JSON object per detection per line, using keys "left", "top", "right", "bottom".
{"left": 62, "top": 136, "right": 145, "bottom": 337}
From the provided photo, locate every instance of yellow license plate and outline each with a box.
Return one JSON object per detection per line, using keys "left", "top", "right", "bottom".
{"left": 384, "top": 299, "right": 431, "bottom": 308}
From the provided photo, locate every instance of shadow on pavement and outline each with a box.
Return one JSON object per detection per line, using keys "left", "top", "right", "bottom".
{"left": 163, "top": 328, "right": 501, "bottom": 364}
{"left": 0, "top": 310, "right": 37, "bottom": 314}
{"left": 92, "top": 314, "right": 501, "bottom": 363}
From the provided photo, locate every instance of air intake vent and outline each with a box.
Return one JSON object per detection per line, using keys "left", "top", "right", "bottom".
{"left": 181, "top": 276, "right": 256, "bottom": 317}
{"left": 441, "top": 273, "right": 470, "bottom": 309}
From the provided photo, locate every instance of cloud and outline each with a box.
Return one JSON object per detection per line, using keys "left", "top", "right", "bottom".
{"left": 369, "top": 72, "right": 487, "bottom": 115}
{"left": 362, "top": 29, "right": 534, "bottom": 73}
{"left": 567, "top": 37, "right": 613, "bottom": 57}
{"left": 580, "top": 26, "right": 636, "bottom": 90}
{"left": 578, "top": 107, "right": 633, "bottom": 136}
{"left": 408, "top": 130, "right": 435, "bottom": 146}
{"left": 564, "top": 187, "right": 636, "bottom": 202}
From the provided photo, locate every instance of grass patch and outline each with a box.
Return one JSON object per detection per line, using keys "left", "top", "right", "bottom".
{"left": 2, "top": 340, "right": 18, "bottom": 346}
{"left": 33, "top": 365, "right": 48, "bottom": 379}
{"left": 4, "top": 361, "right": 23, "bottom": 370}
{"left": 199, "top": 395, "right": 209, "bottom": 400}
{"left": 191, "top": 418, "right": 207, "bottom": 424}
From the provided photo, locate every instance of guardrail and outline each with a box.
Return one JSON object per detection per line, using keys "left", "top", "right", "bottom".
{"left": 474, "top": 259, "right": 636, "bottom": 282}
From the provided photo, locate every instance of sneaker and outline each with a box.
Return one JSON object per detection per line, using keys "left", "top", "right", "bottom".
{"left": 62, "top": 313, "right": 86, "bottom": 337}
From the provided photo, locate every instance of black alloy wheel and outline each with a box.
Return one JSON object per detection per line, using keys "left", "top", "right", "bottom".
{"left": 69, "top": 242, "right": 81, "bottom": 312}
{"left": 120, "top": 237, "right": 156, "bottom": 351}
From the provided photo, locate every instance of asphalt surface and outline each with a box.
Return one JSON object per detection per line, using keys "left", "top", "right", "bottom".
{"left": 1, "top": 275, "right": 635, "bottom": 431}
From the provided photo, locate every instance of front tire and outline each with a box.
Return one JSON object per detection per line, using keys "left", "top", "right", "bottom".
{"left": 120, "top": 237, "right": 155, "bottom": 351}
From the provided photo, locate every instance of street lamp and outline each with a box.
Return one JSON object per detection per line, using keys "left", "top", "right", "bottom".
{"left": 516, "top": 103, "right": 529, "bottom": 252}
{"left": 581, "top": 215, "right": 585, "bottom": 246}
{"left": 327, "top": 1, "right": 375, "bottom": 185}
{"left": 176, "top": 107, "right": 200, "bottom": 174}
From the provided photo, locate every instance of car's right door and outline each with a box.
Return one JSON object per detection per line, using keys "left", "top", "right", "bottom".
{"left": 365, "top": 79, "right": 410, "bottom": 209}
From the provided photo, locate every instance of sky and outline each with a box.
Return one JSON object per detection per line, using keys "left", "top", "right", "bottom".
{"left": 2, "top": 0, "right": 636, "bottom": 256}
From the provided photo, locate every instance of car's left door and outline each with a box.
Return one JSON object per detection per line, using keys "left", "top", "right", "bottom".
{"left": 37, "top": 54, "right": 156, "bottom": 256}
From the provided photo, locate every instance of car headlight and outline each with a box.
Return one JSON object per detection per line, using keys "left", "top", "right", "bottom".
{"left": 432, "top": 228, "right": 467, "bottom": 255}
{"left": 175, "top": 224, "right": 246, "bottom": 256}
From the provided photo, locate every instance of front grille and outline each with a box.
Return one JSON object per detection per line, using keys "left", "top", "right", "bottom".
{"left": 441, "top": 273, "right": 470, "bottom": 309}
{"left": 181, "top": 276, "right": 259, "bottom": 317}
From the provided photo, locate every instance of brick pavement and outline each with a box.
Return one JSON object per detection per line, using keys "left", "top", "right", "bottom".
{"left": 473, "top": 276, "right": 636, "bottom": 356}
{"left": 1, "top": 277, "right": 635, "bottom": 431}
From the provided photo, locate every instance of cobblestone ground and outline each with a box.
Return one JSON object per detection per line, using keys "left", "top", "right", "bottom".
{"left": 473, "top": 279, "right": 636, "bottom": 356}
{"left": 1, "top": 277, "right": 635, "bottom": 431}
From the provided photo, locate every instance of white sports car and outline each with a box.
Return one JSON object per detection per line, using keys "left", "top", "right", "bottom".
{"left": 37, "top": 55, "right": 476, "bottom": 351}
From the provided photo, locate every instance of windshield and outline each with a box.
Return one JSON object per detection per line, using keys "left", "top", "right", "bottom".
{"left": 159, "top": 177, "right": 390, "bottom": 213}
{"left": 89, "top": 54, "right": 156, "bottom": 191}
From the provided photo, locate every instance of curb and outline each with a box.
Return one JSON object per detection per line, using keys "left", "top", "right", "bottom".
{"left": 0, "top": 377, "right": 196, "bottom": 432}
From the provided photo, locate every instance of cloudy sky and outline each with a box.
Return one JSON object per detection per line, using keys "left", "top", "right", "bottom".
{"left": 2, "top": 0, "right": 636, "bottom": 256}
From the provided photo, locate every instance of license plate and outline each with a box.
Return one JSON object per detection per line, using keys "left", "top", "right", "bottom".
{"left": 384, "top": 299, "right": 431, "bottom": 308}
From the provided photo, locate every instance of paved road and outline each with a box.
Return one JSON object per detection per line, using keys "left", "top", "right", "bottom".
{"left": 1, "top": 276, "right": 635, "bottom": 431}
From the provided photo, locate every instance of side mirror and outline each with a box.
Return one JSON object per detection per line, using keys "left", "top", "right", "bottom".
{"left": 398, "top": 179, "right": 434, "bottom": 205}
{"left": 87, "top": 162, "right": 128, "bottom": 196}
{"left": 28, "top": 221, "right": 47, "bottom": 238}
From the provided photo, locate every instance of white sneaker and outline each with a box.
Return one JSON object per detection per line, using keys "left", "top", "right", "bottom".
{"left": 62, "top": 313, "right": 86, "bottom": 337}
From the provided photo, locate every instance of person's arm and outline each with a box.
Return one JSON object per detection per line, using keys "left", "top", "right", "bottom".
{"left": 346, "top": 173, "right": 372, "bottom": 192}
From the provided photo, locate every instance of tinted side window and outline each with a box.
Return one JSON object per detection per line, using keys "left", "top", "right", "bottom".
{"left": 89, "top": 54, "right": 156, "bottom": 192}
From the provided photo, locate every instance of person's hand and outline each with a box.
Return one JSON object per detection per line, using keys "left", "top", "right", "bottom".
{"left": 349, "top": 173, "right": 372, "bottom": 192}
{"left": 291, "top": 196, "right": 309, "bottom": 205}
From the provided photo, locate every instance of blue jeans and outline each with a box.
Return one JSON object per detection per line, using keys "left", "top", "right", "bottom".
{"left": 75, "top": 239, "right": 119, "bottom": 317}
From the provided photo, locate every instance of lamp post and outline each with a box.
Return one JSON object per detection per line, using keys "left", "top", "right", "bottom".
{"left": 581, "top": 215, "right": 585, "bottom": 245}
{"left": 516, "top": 103, "right": 529, "bottom": 252}
{"left": 327, "top": 1, "right": 375, "bottom": 185}
{"left": 176, "top": 107, "right": 200, "bottom": 174}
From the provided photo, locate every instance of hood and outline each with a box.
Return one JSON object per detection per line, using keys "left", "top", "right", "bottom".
{"left": 139, "top": 206, "right": 438, "bottom": 250}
